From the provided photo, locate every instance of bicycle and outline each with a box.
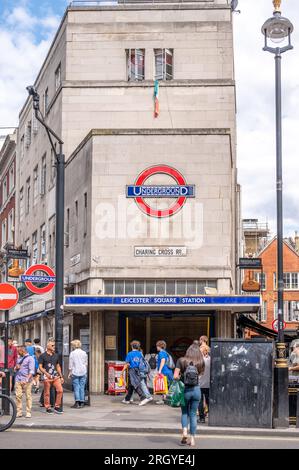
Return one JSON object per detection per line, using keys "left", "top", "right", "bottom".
{"left": 0, "top": 393, "right": 17, "bottom": 432}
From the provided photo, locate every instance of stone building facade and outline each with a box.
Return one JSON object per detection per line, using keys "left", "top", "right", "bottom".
{"left": 8, "top": 1, "right": 260, "bottom": 392}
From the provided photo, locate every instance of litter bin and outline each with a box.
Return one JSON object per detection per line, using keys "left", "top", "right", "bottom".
{"left": 107, "top": 361, "right": 127, "bottom": 395}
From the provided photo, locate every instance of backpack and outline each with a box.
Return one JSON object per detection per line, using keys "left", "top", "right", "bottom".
{"left": 166, "top": 352, "right": 175, "bottom": 370}
{"left": 148, "top": 354, "right": 157, "bottom": 370}
{"left": 139, "top": 356, "right": 150, "bottom": 376}
{"left": 184, "top": 362, "right": 199, "bottom": 386}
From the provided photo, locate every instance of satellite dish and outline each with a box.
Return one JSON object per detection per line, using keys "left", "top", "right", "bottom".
{"left": 231, "top": 0, "right": 241, "bottom": 13}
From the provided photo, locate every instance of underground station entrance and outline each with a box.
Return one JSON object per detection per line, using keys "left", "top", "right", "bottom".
{"left": 119, "top": 311, "right": 215, "bottom": 360}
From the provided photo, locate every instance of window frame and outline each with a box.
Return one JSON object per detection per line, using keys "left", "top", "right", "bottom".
{"left": 127, "top": 49, "right": 145, "bottom": 81}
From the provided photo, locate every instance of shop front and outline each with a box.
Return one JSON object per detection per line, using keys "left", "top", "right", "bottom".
{"left": 65, "top": 294, "right": 260, "bottom": 393}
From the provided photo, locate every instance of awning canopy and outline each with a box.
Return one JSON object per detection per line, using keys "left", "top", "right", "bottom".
{"left": 64, "top": 294, "right": 261, "bottom": 313}
{"left": 237, "top": 314, "right": 294, "bottom": 341}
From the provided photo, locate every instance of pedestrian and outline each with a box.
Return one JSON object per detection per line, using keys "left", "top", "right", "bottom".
{"left": 145, "top": 346, "right": 158, "bottom": 393}
{"left": 14, "top": 345, "right": 35, "bottom": 418}
{"left": 38, "top": 339, "right": 64, "bottom": 414}
{"left": 33, "top": 338, "right": 45, "bottom": 354}
{"left": 198, "top": 344, "right": 210, "bottom": 424}
{"left": 33, "top": 348, "right": 42, "bottom": 393}
{"left": 155, "top": 340, "right": 174, "bottom": 404}
{"left": 0, "top": 336, "right": 18, "bottom": 391}
{"left": 68, "top": 339, "right": 88, "bottom": 409}
{"left": 121, "top": 340, "right": 152, "bottom": 406}
{"left": 173, "top": 340, "right": 205, "bottom": 447}
{"left": 25, "top": 339, "right": 35, "bottom": 357}
{"left": 199, "top": 335, "right": 209, "bottom": 350}
{"left": 289, "top": 343, "right": 299, "bottom": 378}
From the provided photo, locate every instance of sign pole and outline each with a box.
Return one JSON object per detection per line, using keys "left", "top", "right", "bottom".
{"left": 3, "top": 310, "right": 11, "bottom": 403}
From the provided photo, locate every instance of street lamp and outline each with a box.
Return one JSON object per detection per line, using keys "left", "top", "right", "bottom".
{"left": 261, "top": 0, "right": 293, "bottom": 428}
{"left": 26, "top": 85, "right": 65, "bottom": 369}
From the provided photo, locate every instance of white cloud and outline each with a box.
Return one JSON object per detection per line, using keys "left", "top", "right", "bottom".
{"left": 234, "top": 0, "right": 299, "bottom": 236}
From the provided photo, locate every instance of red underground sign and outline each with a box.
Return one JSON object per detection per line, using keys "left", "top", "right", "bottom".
{"left": 21, "top": 264, "right": 56, "bottom": 295}
{"left": 126, "top": 165, "right": 195, "bottom": 218}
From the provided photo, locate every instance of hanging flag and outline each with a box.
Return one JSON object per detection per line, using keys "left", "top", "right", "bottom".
{"left": 154, "top": 80, "right": 159, "bottom": 118}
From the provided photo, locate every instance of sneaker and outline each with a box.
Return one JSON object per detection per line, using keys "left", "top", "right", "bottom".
{"left": 122, "top": 399, "right": 131, "bottom": 404}
{"left": 54, "top": 407, "right": 64, "bottom": 414}
{"left": 139, "top": 397, "right": 152, "bottom": 406}
{"left": 79, "top": 402, "right": 85, "bottom": 408}
{"left": 46, "top": 408, "right": 53, "bottom": 414}
{"left": 25, "top": 413, "right": 32, "bottom": 419}
{"left": 71, "top": 402, "right": 80, "bottom": 409}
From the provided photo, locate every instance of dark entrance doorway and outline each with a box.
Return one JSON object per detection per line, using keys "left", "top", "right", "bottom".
{"left": 119, "top": 311, "right": 215, "bottom": 360}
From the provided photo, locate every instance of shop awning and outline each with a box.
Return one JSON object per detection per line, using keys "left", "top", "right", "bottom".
{"left": 237, "top": 314, "right": 294, "bottom": 341}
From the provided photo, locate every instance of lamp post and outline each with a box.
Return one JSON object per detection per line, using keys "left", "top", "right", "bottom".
{"left": 26, "top": 86, "right": 65, "bottom": 370}
{"left": 261, "top": 0, "right": 293, "bottom": 428}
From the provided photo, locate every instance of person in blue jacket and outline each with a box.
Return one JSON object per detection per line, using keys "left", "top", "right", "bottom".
{"left": 155, "top": 340, "right": 174, "bottom": 405}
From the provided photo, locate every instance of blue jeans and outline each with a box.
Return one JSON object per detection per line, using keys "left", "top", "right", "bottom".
{"left": 181, "top": 385, "right": 201, "bottom": 436}
{"left": 72, "top": 375, "right": 87, "bottom": 402}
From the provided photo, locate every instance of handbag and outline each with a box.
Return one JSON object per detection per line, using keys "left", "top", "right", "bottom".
{"left": 153, "top": 374, "right": 168, "bottom": 395}
{"left": 168, "top": 380, "right": 185, "bottom": 407}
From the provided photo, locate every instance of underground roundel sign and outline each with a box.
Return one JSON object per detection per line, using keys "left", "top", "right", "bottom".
{"left": 21, "top": 264, "right": 56, "bottom": 295}
{"left": 126, "top": 165, "right": 195, "bottom": 218}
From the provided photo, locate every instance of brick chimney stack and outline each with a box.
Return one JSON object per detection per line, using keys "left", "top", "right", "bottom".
{"left": 295, "top": 231, "right": 299, "bottom": 254}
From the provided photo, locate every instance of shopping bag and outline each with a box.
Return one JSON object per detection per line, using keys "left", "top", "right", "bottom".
{"left": 117, "top": 375, "right": 125, "bottom": 388}
{"left": 153, "top": 374, "right": 168, "bottom": 395}
{"left": 165, "top": 380, "right": 185, "bottom": 407}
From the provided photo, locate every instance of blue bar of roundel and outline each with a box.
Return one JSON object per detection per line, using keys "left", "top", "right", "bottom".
{"left": 126, "top": 185, "right": 195, "bottom": 198}
{"left": 21, "top": 275, "right": 56, "bottom": 283}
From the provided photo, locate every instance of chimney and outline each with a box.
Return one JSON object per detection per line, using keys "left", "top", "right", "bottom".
{"left": 295, "top": 231, "right": 299, "bottom": 254}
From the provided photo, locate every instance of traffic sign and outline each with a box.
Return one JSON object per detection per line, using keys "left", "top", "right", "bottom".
{"left": 272, "top": 319, "right": 286, "bottom": 332}
{"left": 0, "top": 283, "right": 19, "bottom": 310}
{"left": 21, "top": 264, "right": 56, "bottom": 295}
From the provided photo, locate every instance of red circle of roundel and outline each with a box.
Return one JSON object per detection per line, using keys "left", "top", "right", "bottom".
{"left": 271, "top": 319, "right": 286, "bottom": 333}
{"left": 0, "top": 283, "right": 19, "bottom": 310}
{"left": 135, "top": 165, "right": 187, "bottom": 218}
{"left": 24, "top": 264, "right": 55, "bottom": 295}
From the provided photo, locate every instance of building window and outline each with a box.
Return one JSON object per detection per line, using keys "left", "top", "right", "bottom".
{"left": 1, "top": 219, "right": 7, "bottom": 249}
{"left": 32, "top": 231, "right": 38, "bottom": 264}
{"left": 274, "top": 272, "right": 299, "bottom": 290}
{"left": 74, "top": 200, "right": 78, "bottom": 242}
{"left": 20, "top": 135, "right": 25, "bottom": 160}
{"left": 55, "top": 63, "right": 61, "bottom": 91}
{"left": 26, "top": 178, "right": 31, "bottom": 214}
{"left": 44, "top": 88, "right": 49, "bottom": 114}
{"left": 104, "top": 279, "right": 217, "bottom": 296}
{"left": 7, "top": 209, "right": 14, "bottom": 244}
{"left": 33, "top": 165, "right": 39, "bottom": 205}
{"left": 274, "top": 301, "right": 298, "bottom": 322}
{"left": 40, "top": 155, "right": 46, "bottom": 195}
{"left": 25, "top": 120, "right": 32, "bottom": 148}
{"left": 25, "top": 238, "right": 30, "bottom": 268}
{"left": 19, "top": 187, "right": 24, "bottom": 220}
{"left": 9, "top": 165, "right": 14, "bottom": 192}
{"left": 254, "top": 272, "right": 266, "bottom": 290}
{"left": 127, "top": 49, "right": 145, "bottom": 81}
{"left": 83, "top": 192, "right": 87, "bottom": 237}
{"left": 50, "top": 147, "right": 56, "bottom": 185}
{"left": 40, "top": 224, "right": 46, "bottom": 262}
{"left": 154, "top": 48, "right": 173, "bottom": 80}
{"left": 2, "top": 178, "right": 8, "bottom": 205}
{"left": 257, "top": 301, "right": 267, "bottom": 322}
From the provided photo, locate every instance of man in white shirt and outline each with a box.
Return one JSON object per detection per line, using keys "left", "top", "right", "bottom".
{"left": 68, "top": 340, "right": 88, "bottom": 408}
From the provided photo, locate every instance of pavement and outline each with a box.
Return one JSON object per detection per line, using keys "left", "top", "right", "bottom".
{"left": 9, "top": 390, "right": 299, "bottom": 437}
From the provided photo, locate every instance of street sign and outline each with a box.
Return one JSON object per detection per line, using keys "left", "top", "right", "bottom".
{"left": 6, "top": 248, "right": 29, "bottom": 259}
{"left": 21, "top": 264, "right": 56, "bottom": 295}
{"left": 238, "top": 258, "right": 262, "bottom": 269}
{"left": 272, "top": 319, "right": 286, "bottom": 332}
{"left": 0, "top": 283, "right": 19, "bottom": 310}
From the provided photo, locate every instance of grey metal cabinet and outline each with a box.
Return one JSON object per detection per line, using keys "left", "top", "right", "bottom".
{"left": 209, "top": 339, "right": 274, "bottom": 428}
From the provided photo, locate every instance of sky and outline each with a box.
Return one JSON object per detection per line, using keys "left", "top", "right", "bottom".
{"left": 0, "top": 0, "right": 298, "bottom": 237}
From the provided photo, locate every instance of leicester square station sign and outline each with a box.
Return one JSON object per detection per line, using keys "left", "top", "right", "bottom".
{"left": 126, "top": 165, "right": 195, "bottom": 218}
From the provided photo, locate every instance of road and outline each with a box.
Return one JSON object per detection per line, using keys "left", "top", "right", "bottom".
{"left": 0, "top": 429, "right": 299, "bottom": 449}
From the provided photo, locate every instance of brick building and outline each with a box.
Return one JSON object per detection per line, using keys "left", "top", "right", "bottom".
{"left": 0, "top": 132, "right": 16, "bottom": 282}
{"left": 247, "top": 238, "right": 299, "bottom": 338}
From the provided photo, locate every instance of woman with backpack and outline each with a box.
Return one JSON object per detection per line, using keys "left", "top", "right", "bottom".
{"left": 173, "top": 340, "right": 205, "bottom": 447}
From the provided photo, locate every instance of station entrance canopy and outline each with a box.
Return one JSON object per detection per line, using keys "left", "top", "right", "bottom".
{"left": 64, "top": 295, "right": 261, "bottom": 313}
